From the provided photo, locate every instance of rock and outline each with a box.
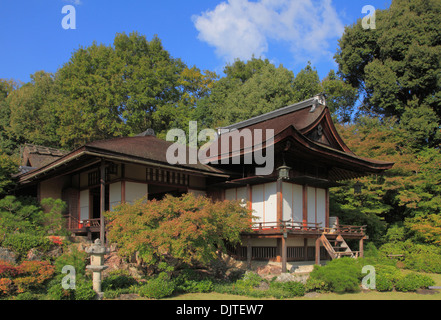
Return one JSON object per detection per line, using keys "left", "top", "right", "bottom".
{"left": 26, "top": 248, "right": 43, "bottom": 261}
{"left": 0, "top": 247, "right": 17, "bottom": 264}
{"left": 275, "top": 272, "right": 309, "bottom": 284}
{"left": 46, "top": 246, "right": 64, "bottom": 259}
{"left": 256, "top": 264, "right": 282, "bottom": 275}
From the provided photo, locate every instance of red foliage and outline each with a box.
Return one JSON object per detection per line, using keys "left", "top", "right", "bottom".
{"left": 48, "top": 236, "right": 63, "bottom": 246}
{"left": 0, "top": 260, "right": 55, "bottom": 295}
{"left": 0, "top": 260, "right": 19, "bottom": 278}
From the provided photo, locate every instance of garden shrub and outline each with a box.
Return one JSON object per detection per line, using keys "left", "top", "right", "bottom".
{"left": 305, "top": 278, "right": 330, "bottom": 293}
{"left": 374, "top": 264, "right": 403, "bottom": 284}
{"left": 0, "top": 260, "right": 55, "bottom": 296}
{"left": 268, "top": 281, "right": 305, "bottom": 298}
{"left": 102, "top": 269, "right": 138, "bottom": 292}
{"left": 14, "top": 260, "right": 55, "bottom": 293}
{"left": 138, "top": 272, "right": 176, "bottom": 299}
{"left": 309, "top": 258, "right": 362, "bottom": 293}
{"left": 14, "top": 291, "right": 39, "bottom": 300}
{"left": 2, "top": 233, "right": 52, "bottom": 259}
{"left": 395, "top": 273, "right": 435, "bottom": 292}
{"left": 0, "top": 278, "right": 13, "bottom": 296}
{"left": 46, "top": 275, "right": 75, "bottom": 300}
{"left": 213, "top": 272, "right": 305, "bottom": 299}
{"left": 74, "top": 279, "right": 96, "bottom": 300}
{"left": 235, "top": 271, "right": 262, "bottom": 290}
{"left": 403, "top": 245, "right": 441, "bottom": 273}
{"left": 54, "top": 247, "right": 88, "bottom": 276}
{"left": 375, "top": 274, "right": 394, "bottom": 292}
{"left": 176, "top": 279, "right": 214, "bottom": 293}
{"left": 0, "top": 260, "right": 19, "bottom": 278}
{"left": 46, "top": 274, "right": 95, "bottom": 300}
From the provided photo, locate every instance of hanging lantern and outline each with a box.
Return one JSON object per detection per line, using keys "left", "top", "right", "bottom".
{"left": 277, "top": 156, "right": 291, "bottom": 180}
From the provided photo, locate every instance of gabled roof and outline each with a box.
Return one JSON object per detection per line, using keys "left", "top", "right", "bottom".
{"left": 21, "top": 144, "right": 68, "bottom": 168}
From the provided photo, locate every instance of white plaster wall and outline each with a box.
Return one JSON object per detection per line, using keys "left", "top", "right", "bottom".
{"left": 109, "top": 182, "right": 121, "bottom": 210}
{"left": 79, "top": 189, "right": 89, "bottom": 221}
{"left": 282, "top": 182, "right": 303, "bottom": 226}
{"left": 125, "top": 182, "right": 148, "bottom": 204}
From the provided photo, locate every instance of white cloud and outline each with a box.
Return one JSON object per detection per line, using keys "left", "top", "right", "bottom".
{"left": 63, "top": 0, "right": 82, "bottom": 5}
{"left": 192, "top": 0, "right": 344, "bottom": 65}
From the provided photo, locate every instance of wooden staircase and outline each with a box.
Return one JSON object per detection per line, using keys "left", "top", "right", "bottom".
{"left": 320, "top": 233, "right": 357, "bottom": 259}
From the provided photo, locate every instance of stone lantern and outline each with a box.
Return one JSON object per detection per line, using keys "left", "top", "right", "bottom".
{"left": 85, "top": 239, "right": 109, "bottom": 299}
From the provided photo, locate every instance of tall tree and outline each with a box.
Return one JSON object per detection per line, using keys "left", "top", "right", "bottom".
{"left": 6, "top": 72, "right": 60, "bottom": 149}
{"left": 0, "top": 79, "right": 19, "bottom": 154}
{"left": 196, "top": 59, "right": 330, "bottom": 128}
{"left": 335, "top": 0, "right": 441, "bottom": 146}
{"left": 55, "top": 32, "right": 215, "bottom": 148}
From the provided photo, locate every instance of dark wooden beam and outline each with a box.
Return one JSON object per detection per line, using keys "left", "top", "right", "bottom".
{"left": 100, "top": 159, "right": 105, "bottom": 244}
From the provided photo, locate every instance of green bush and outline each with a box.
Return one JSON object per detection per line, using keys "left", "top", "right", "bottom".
{"left": 2, "top": 233, "right": 52, "bottom": 259}
{"left": 309, "top": 258, "right": 362, "bottom": 293}
{"left": 46, "top": 275, "right": 75, "bottom": 300}
{"left": 54, "top": 247, "right": 88, "bottom": 277}
{"left": 14, "top": 292, "right": 40, "bottom": 300}
{"left": 375, "top": 274, "right": 394, "bottom": 292}
{"left": 176, "top": 279, "right": 214, "bottom": 293}
{"left": 268, "top": 281, "right": 305, "bottom": 298}
{"left": 404, "top": 245, "right": 441, "bottom": 273}
{"left": 395, "top": 273, "right": 435, "bottom": 292}
{"left": 213, "top": 272, "right": 305, "bottom": 299}
{"left": 74, "top": 280, "right": 96, "bottom": 300}
{"left": 374, "top": 264, "right": 403, "bottom": 283}
{"left": 305, "top": 278, "right": 330, "bottom": 293}
{"left": 103, "top": 287, "right": 138, "bottom": 299}
{"left": 46, "top": 274, "right": 96, "bottom": 300}
{"left": 138, "top": 272, "right": 175, "bottom": 299}
{"left": 235, "top": 271, "right": 262, "bottom": 290}
{"left": 102, "top": 270, "right": 138, "bottom": 292}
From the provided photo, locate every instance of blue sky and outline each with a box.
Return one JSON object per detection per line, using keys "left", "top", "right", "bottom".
{"left": 0, "top": 0, "right": 391, "bottom": 84}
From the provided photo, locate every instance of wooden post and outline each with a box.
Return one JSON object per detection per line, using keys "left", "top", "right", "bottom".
{"left": 276, "top": 179, "right": 283, "bottom": 223}
{"left": 246, "top": 236, "right": 252, "bottom": 270}
{"left": 100, "top": 160, "right": 105, "bottom": 244}
{"left": 302, "top": 185, "right": 308, "bottom": 229}
{"left": 303, "top": 238, "right": 308, "bottom": 261}
{"left": 359, "top": 237, "right": 364, "bottom": 258}
{"left": 281, "top": 235, "right": 287, "bottom": 273}
{"left": 276, "top": 238, "right": 281, "bottom": 262}
{"left": 315, "top": 236, "right": 321, "bottom": 265}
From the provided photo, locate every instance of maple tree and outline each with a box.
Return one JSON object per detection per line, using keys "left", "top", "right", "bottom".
{"left": 105, "top": 193, "right": 253, "bottom": 268}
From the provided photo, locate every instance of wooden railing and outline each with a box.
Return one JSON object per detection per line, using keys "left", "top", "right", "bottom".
{"left": 322, "top": 224, "right": 366, "bottom": 235}
{"left": 62, "top": 215, "right": 101, "bottom": 231}
{"left": 252, "top": 219, "right": 322, "bottom": 232}
{"left": 252, "top": 219, "right": 366, "bottom": 236}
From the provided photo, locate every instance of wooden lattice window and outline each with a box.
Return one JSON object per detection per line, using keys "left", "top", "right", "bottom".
{"left": 88, "top": 171, "right": 100, "bottom": 186}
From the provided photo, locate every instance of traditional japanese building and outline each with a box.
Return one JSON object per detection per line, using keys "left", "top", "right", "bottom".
{"left": 15, "top": 94, "right": 393, "bottom": 270}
